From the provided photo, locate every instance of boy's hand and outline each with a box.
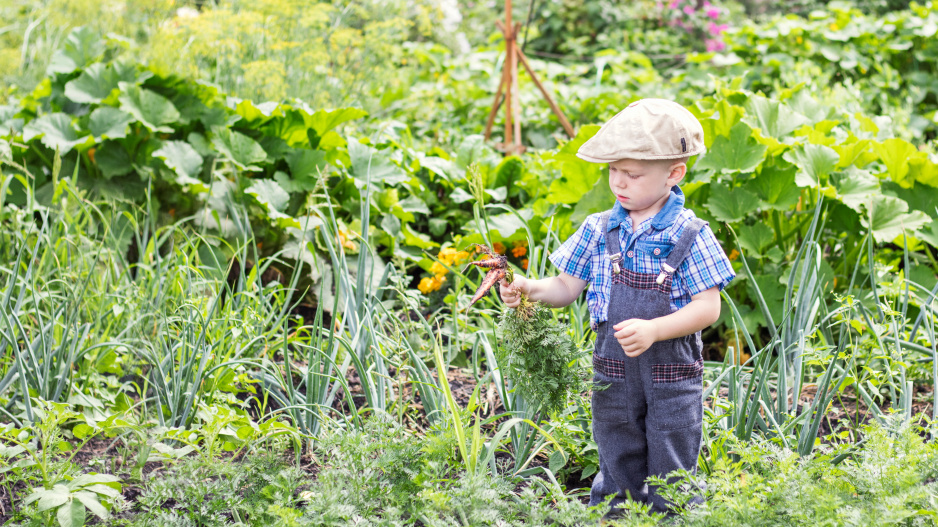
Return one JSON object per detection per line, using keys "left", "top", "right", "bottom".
{"left": 613, "top": 319, "right": 659, "bottom": 357}
{"left": 499, "top": 276, "right": 528, "bottom": 309}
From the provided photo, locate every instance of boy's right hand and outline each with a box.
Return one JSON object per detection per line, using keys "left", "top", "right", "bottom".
{"left": 499, "top": 276, "right": 528, "bottom": 309}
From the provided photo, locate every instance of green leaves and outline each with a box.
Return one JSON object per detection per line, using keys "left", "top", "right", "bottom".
{"left": 785, "top": 143, "right": 840, "bottom": 187}
{"left": 873, "top": 138, "right": 919, "bottom": 188}
{"left": 23, "top": 473, "right": 120, "bottom": 527}
{"left": 744, "top": 95, "right": 809, "bottom": 138}
{"left": 832, "top": 167, "right": 879, "bottom": 212}
{"left": 211, "top": 127, "right": 268, "bottom": 171}
{"left": 57, "top": 497, "right": 86, "bottom": 527}
{"left": 64, "top": 62, "right": 136, "bottom": 104}
{"left": 497, "top": 298, "right": 588, "bottom": 416}
{"left": 23, "top": 113, "right": 89, "bottom": 153}
{"left": 286, "top": 149, "right": 328, "bottom": 190}
{"left": 88, "top": 107, "right": 134, "bottom": 140}
{"left": 47, "top": 27, "right": 105, "bottom": 74}
{"left": 310, "top": 107, "right": 368, "bottom": 136}
{"left": 862, "top": 194, "right": 930, "bottom": 243}
{"left": 153, "top": 141, "right": 205, "bottom": 188}
{"left": 348, "top": 140, "right": 408, "bottom": 186}
{"left": 546, "top": 125, "right": 603, "bottom": 205}
{"left": 745, "top": 164, "right": 801, "bottom": 210}
{"left": 247, "top": 180, "right": 290, "bottom": 218}
{"left": 696, "top": 122, "right": 767, "bottom": 174}
{"left": 706, "top": 184, "right": 761, "bottom": 222}
{"left": 118, "top": 84, "right": 180, "bottom": 133}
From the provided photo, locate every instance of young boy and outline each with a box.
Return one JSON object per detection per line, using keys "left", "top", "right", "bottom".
{"left": 499, "top": 99, "right": 735, "bottom": 515}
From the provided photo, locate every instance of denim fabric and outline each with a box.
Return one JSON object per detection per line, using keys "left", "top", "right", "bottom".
{"left": 589, "top": 210, "right": 705, "bottom": 515}
{"left": 548, "top": 186, "right": 736, "bottom": 329}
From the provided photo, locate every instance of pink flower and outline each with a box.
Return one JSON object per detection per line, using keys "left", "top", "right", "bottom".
{"left": 707, "top": 7, "right": 720, "bottom": 19}
{"left": 683, "top": 5, "right": 695, "bottom": 15}
{"left": 708, "top": 22, "right": 728, "bottom": 35}
{"left": 705, "top": 39, "right": 726, "bottom": 52}
{"left": 668, "top": 0, "right": 679, "bottom": 8}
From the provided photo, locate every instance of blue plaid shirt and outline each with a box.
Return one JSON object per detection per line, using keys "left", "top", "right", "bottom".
{"left": 549, "top": 186, "right": 736, "bottom": 328}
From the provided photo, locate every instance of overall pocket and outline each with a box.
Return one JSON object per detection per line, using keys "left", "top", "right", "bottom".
{"left": 648, "top": 360, "right": 703, "bottom": 431}
{"left": 591, "top": 379, "right": 630, "bottom": 423}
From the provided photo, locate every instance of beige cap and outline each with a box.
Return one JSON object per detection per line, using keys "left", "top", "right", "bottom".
{"left": 576, "top": 99, "right": 705, "bottom": 163}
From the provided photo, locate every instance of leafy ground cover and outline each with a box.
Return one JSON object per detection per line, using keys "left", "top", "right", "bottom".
{"left": 1, "top": 0, "right": 938, "bottom": 525}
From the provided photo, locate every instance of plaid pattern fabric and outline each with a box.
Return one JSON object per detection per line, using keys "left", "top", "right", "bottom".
{"left": 548, "top": 187, "right": 736, "bottom": 328}
{"left": 593, "top": 355, "right": 627, "bottom": 379}
{"left": 651, "top": 359, "right": 704, "bottom": 384}
{"left": 611, "top": 268, "right": 672, "bottom": 294}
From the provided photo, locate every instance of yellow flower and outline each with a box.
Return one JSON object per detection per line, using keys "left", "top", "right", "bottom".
{"left": 418, "top": 274, "right": 447, "bottom": 294}
{"left": 493, "top": 242, "right": 506, "bottom": 255}
{"left": 439, "top": 247, "right": 458, "bottom": 264}
{"left": 418, "top": 277, "right": 435, "bottom": 294}
{"left": 429, "top": 262, "right": 448, "bottom": 275}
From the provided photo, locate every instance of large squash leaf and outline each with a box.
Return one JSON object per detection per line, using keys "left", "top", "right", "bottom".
{"left": 88, "top": 107, "right": 134, "bottom": 140}
{"left": 153, "top": 141, "right": 204, "bottom": 180}
{"left": 118, "top": 84, "right": 180, "bottom": 133}
{"left": 784, "top": 143, "right": 840, "bottom": 187}
{"left": 695, "top": 122, "right": 767, "bottom": 174}
{"left": 744, "top": 95, "right": 809, "bottom": 139}
{"left": 706, "top": 183, "right": 761, "bottom": 223}
{"left": 348, "top": 140, "right": 409, "bottom": 186}
{"left": 47, "top": 27, "right": 104, "bottom": 74}
{"left": 22, "top": 113, "right": 89, "bottom": 152}
{"left": 211, "top": 127, "right": 268, "bottom": 171}
{"left": 873, "top": 138, "right": 918, "bottom": 188}
{"left": 862, "top": 194, "right": 930, "bottom": 243}
{"left": 745, "top": 163, "right": 801, "bottom": 210}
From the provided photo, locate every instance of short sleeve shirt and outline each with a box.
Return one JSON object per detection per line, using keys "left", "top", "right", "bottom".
{"left": 549, "top": 186, "right": 736, "bottom": 328}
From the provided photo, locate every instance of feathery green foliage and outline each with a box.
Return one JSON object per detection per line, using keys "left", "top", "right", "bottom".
{"left": 497, "top": 295, "right": 589, "bottom": 416}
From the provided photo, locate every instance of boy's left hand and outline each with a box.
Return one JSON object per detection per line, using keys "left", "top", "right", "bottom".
{"left": 613, "top": 319, "right": 659, "bottom": 357}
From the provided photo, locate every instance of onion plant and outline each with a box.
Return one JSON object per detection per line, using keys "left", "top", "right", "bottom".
{"left": 705, "top": 195, "right": 935, "bottom": 460}
{"left": 317, "top": 166, "right": 396, "bottom": 415}
{"left": 0, "top": 177, "right": 121, "bottom": 424}
{"left": 252, "top": 284, "right": 360, "bottom": 444}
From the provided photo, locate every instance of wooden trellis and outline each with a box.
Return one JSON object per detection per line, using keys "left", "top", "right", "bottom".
{"left": 483, "top": 0, "right": 576, "bottom": 155}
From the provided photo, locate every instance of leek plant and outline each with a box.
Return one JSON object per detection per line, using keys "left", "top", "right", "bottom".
{"left": 705, "top": 195, "right": 935, "bottom": 462}
{"left": 253, "top": 288, "right": 360, "bottom": 444}
{"left": 0, "top": 172, "right": 122, "bottom": 424}
{"left": 317, "top": 163, "right": 396, "bottom": 415}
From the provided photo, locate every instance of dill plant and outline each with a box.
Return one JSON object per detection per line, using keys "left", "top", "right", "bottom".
{"left": 496, "top": 278, "right": 588, "bottom": 415}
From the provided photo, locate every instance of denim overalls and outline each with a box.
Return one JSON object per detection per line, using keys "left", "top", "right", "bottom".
{"left": 589, "top": 210, "right": 706, "bottom": 514}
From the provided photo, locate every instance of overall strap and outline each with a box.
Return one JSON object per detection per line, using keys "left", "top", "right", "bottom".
{"left": 601, "top": 210, "right": 624, "bottom": 275}
{"left": 656, "top": 218, "right": 706, "bottom": 285}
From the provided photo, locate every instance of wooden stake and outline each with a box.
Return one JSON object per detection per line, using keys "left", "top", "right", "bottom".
{"left": 517, "top": 48, "right": 575, "bottom": 138}
{"left": 483, "top": 0, "right": 575, "bottom": 155}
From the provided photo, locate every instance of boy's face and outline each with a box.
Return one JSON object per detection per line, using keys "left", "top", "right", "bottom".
{"left": 608, "top": 158, "right": 686, "bottom": 219}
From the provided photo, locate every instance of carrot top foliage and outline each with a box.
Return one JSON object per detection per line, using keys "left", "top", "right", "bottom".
{"left": 496, "top": 295, "right": 589, "bottom": 416}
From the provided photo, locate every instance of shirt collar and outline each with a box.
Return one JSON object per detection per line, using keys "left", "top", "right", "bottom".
{"left": 606, "top": 186, "right": 686, "bottom": 233}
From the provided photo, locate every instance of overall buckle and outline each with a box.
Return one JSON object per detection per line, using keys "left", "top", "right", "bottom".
{"left": 606, "top": 253, "right": 623, "bottom": 274}
{"left": 655, "top": 262, "right": 676, "bottom": 284}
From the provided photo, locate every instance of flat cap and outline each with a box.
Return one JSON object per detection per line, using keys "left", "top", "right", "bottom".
{"left": 576, "top": 99, "right": 705, "bottom": 163}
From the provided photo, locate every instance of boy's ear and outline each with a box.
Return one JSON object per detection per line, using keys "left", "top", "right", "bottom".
{"left": 666, "top": 162, "right": 687, "bottom": 186}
